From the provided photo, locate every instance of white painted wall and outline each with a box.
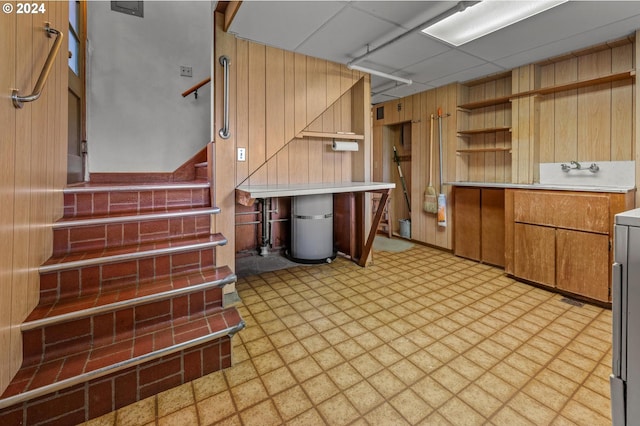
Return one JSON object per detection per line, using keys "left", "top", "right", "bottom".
{"left": 87, "top": 1, "right": 212, "bottom": 173}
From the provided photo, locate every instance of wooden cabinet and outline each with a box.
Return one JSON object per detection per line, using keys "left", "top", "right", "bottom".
{"left": 506, "top": 189, "right": 635, "bottom": 303}
{"left": 454, "top": 187, "right": 505, "bottom": 267}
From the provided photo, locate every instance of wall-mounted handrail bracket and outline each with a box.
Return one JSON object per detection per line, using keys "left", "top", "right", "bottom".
{"left": 218, "top": 55, "right": 231, "bottom": 139}
{"left": 12, "top": 23, "right": 64, "bottom": 109}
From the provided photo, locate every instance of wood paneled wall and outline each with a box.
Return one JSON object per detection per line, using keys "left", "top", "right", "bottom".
{"left": 214, "top": 12, "right": 368, "bottom": 269}
{"left": 0, "top": 1, "right": 68, "bottom": 394}
{"left": 512, "top": 64, "right": 540, "bottom": 184}
{"left": 537, "top": 39, "right": 634, "bottom": 164}
{"left": 245, "top": 89, "right": 357, "bottom": 186}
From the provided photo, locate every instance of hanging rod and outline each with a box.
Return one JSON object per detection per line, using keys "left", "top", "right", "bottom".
{"left": 12, "top": 23, "right": 64, "bottom": 109}
{"left": 347, "top": 63, "right": 412, "bottom": 85}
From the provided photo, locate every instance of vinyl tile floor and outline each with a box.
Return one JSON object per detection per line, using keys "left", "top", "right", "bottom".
{"left": 85, "top": 243, "right": 613, "bottom": 425}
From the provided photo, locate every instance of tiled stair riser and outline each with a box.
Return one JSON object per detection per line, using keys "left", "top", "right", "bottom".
{"left": 64, "top": 188, "right": 210, "bottom": 217}
{"left": 0, "top": 337, "right": 232, "bottom": 426}
{"left": 53, "top": 215, "right": 212, "bottom": 255}
{"left": 195, "top": 164, "right": 208, "bottom": 180}
{"left": 38, "top": 248, "right": 216, "bottom": 303}
{"left": 21, "top": 288, "right": 224, "bottom": 366}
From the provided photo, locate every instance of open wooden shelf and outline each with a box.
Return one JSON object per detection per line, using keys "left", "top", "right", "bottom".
{"left": 458, "top": 96, "right": 512, "bottom": 110}
{"left": 457, "top": 70, "right": 635, "bottom": 110}
{"left": 456, "top": 147, "right": 512, "bottom": 154}
{"left": 458, "top": 126, "right": 511, "bottom": 136}
{"left": 513, "top": 69, "right": 635, "bottom": 99}
{"left": 296, "top": 131, "right": 364, "bottom": 140}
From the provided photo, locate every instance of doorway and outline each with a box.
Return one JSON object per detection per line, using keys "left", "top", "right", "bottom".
{"left": 373, "top": 121, "right": 412, "bottom": 237}
{"left": 68, "top": 0, "right": 86, "bottom": 183}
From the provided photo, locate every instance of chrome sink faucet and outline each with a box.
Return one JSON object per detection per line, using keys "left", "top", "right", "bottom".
{"left": 560, "top": 161, "right": 599, "bottom": 173}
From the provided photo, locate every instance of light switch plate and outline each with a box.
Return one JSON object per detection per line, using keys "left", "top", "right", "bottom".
{"left": 237, "top": 148, "right": 246, "bottom": 162}
{"left": 180, "top": 66, "right": 192, "bottom": 77}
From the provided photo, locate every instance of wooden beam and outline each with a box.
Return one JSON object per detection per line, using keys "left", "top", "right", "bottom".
{"left": 224, "top": 1, "right": 242, "bottom": 32}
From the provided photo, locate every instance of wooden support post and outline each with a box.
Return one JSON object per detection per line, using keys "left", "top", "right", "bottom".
{"left": 358, "top": 188, "right": 391, "bottom": 267}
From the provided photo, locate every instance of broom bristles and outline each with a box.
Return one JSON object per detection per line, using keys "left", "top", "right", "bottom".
{"left": 424, "top": 196, "right": 437, "bottom": 214}
{"left": 423, "top": 187, "right": 437, "bottom": 213}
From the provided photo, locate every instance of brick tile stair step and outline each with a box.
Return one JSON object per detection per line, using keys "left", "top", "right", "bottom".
{"left": 52, "top": 206, "right": 220, "bottom": 256}
{"left": 24, "top": 265, "right": 236, "bottom": 332}
{"left": 0, "top": 305, "right": 245, "bottom": 411}
{"left": 63, "top": 182, "right": 211, "bottom": 218}
{"left": 41, "top": 234, "right": 226, "bottom": 273}
{"left": 21, "top": 267, "right": 237, "bottom": 366}
{"left": 40, "top": 234, "right": 226, "bottom": 304}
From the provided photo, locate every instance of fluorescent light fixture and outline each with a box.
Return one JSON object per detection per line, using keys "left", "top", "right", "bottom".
{"left": 421, "top": 0, "right": 568, "bottom": 46}
{"left": 347, "top": 63, "right": 412, "bottom": 86}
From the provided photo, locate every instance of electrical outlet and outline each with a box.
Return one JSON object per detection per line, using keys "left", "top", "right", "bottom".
{"left": 180, "top": 66, "right": 192, "bottom": 77}
{"left": 237, "top": 148, "right": 246, "bottom": 162}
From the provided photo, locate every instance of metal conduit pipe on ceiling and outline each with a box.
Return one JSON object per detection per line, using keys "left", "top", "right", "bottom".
{"left": 346, "top": 1, "right": 479, "bottom": 86}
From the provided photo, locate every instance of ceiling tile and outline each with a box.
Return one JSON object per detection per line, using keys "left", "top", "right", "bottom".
{"left": 404, "top": 50, "right": 489, "bottom": 84}
{"left": 228, "top": 1, "right": 346, "bottom": 52}
{"left": 295, "top": 6, "right": 401, "bottom": 63}
{"left": 349, "top": 1, "right": 443, "bottom": 28}
{"left": 361, "top": 33, "right": 451, "bottom": 71}
{"left": 428, "top": 63, "right": 506, "bottom": 88}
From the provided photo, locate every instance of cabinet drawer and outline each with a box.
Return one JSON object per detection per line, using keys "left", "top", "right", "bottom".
{"left": 513, "top": 191, "right": 609, "bottom": 233}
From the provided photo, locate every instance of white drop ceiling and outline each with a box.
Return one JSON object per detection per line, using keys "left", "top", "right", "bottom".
{"left": 227, "top": 1, "right": 640, "bottom": 104}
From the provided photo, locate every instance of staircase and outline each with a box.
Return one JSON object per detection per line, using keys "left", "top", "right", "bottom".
{"left": 0, "top": 176, "right": 244, "bottom": 425}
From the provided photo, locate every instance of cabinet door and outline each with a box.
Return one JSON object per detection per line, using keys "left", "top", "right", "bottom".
{"left": 514, "top": 223, "right": 556, "bottom": 287}
{"left": 556, "top": 229, "right": 609, "bottom": 302}
{"left": 481, "top": 189, "right": 505, "bottom": 267}
{"left": 454, "top": 188, "right": 481, "bottom": 261}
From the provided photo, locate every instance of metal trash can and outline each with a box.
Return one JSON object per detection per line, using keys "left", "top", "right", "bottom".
{"left": 288, "top": 194, "right": 336, "bottom": 263}
{"left": 399, "top": 218, "right": 411, "bottom": 239}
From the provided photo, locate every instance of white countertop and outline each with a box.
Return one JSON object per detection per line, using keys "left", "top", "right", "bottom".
{"left": 447, "top": 181, "right": 635, "bottom": 193}
{"left": 236, "top": 181, "right": 395, "bottom": 198}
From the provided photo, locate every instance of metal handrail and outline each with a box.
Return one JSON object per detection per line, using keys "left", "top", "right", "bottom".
{"left": 12, "top": 23, "right": 64, "bottom": 109}
{"left": 218, "top": 55, "right": 230, "bottom": 139}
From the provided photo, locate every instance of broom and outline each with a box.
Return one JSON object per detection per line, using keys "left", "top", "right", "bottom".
{"left": 423, "top": 113, "right": 438, "bottom": 213}
{"left": 437, "top": 107, "right": 447, "bottom": 227}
